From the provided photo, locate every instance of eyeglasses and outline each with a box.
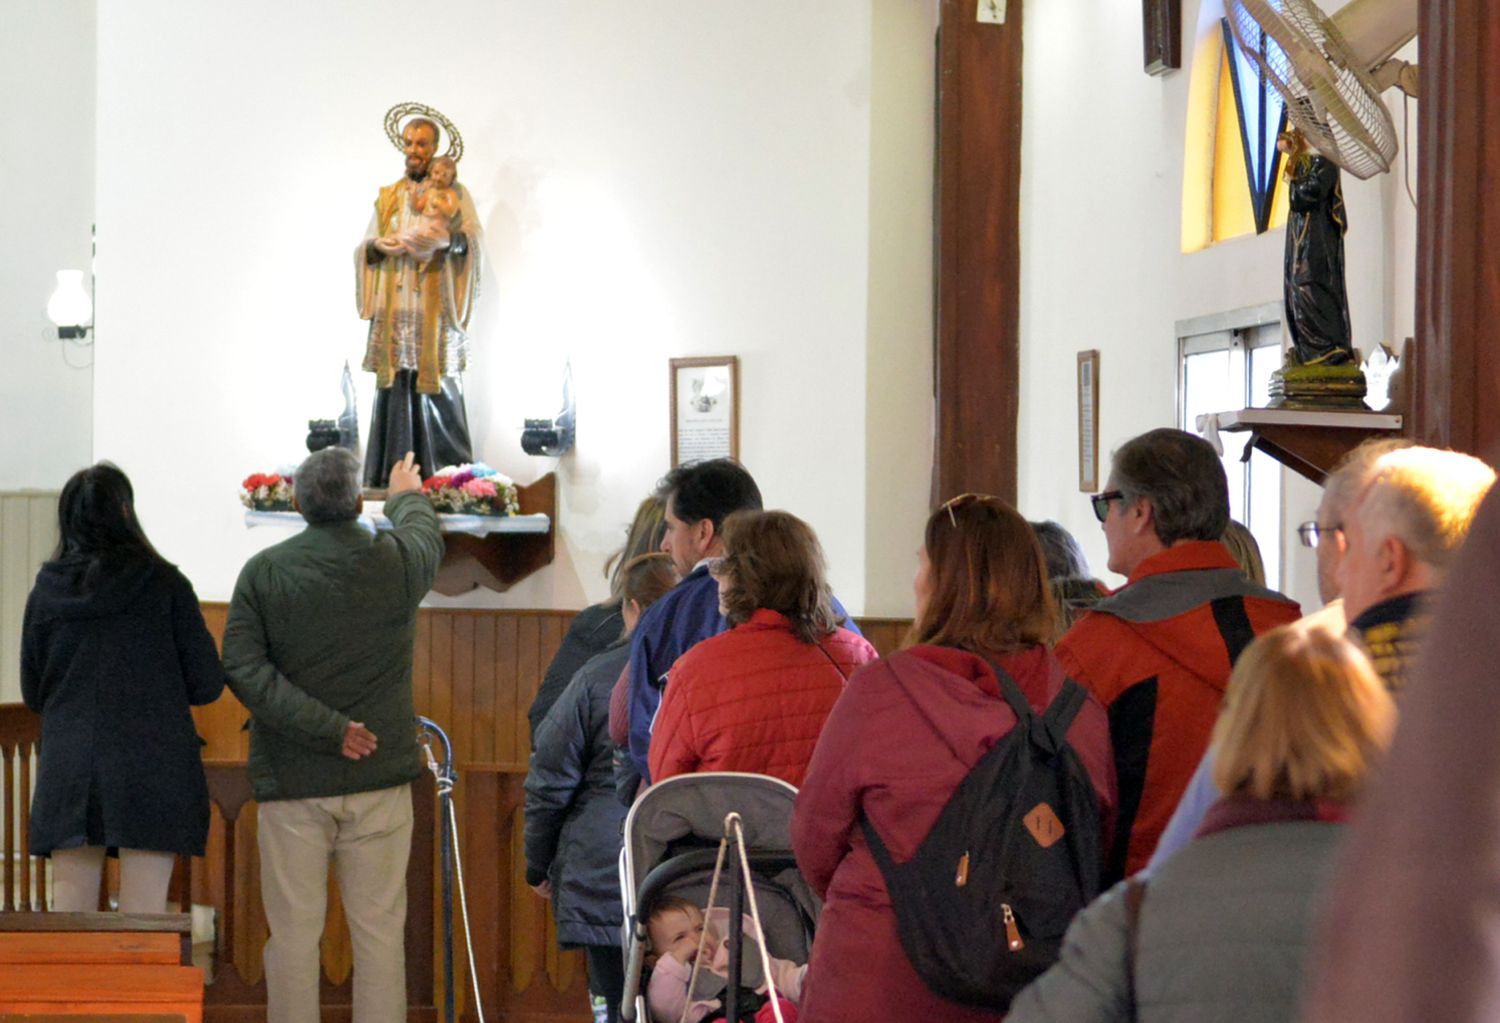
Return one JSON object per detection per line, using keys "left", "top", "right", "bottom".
{"left": 1090, "top": 490, "right": 1125, "bottom": 523}
{"left": 1296, "top": 521, "right": 1343, "bottom": 549}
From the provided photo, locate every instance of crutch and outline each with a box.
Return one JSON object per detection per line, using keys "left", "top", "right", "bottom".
{"left": 418, "top": 716, "right": 486, "bottom": 1023}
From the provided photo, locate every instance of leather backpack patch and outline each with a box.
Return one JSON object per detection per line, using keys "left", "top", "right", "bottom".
{"left": 1024, "top": 803, "right": 1065, "bottom": 849}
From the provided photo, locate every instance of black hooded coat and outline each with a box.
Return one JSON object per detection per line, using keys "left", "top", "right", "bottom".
{"left": 20, "top": 554, "right": 225, "bottom": 857}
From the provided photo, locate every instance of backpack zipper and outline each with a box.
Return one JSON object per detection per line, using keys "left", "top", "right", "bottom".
{"left": 1003, "top": 903, "right": 1024, "bottom": 951}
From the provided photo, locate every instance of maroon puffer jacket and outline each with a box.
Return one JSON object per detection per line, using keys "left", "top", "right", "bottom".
{"left": 648, "top": 608, "right": 877, "bottom": 787}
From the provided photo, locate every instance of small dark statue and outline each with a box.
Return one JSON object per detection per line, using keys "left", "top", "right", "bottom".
{"left": 1269, "top": 128, "right": 1366, "bottom": 407}
{"left": 1281, "top": 128, "right": 1352, "bottom": 364}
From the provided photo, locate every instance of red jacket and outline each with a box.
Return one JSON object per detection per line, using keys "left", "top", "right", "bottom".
{"left": 1054, "top": 540, "right": 1301, "bottom": 880}
{"left": 791, "top": 645, "right": 1117, "bottom": 1023}
{"left": 648, "top": 609, "right": 877, "bottom": 787}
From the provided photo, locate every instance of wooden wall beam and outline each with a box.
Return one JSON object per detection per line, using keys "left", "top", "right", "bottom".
{"left": 1411, "top": 0, "right": 1500, "bottom": 458}
{"left": 933, "top": 0, "right": 1024, "bottom": 505}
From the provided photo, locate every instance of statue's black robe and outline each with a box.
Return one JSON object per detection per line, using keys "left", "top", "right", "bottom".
{"left": 1284, "top": 155, "right": 1354, "bottom": 365}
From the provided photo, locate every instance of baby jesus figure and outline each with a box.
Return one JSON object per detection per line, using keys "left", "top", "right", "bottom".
{"left": 374, "top": 155, "right": 462, "bottom": 262}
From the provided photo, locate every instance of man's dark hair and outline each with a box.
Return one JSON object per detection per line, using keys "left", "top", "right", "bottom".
{"left": 1110, "top": 427, "right": 1229, "bottom": 546}
{"left": 294, "top": 448, "right": 363, "bottom": 525}
{"left": 655, "top": 459, "right": 762, "bottom": 534}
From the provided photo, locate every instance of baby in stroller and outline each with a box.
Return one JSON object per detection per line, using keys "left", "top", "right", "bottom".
{"left": 645, "top": 896, "right": 805, "bottom": 1023}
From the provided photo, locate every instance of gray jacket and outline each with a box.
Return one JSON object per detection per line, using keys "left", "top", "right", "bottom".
{"left": 1008, "top": 818, "right": 1345, "bottom": 1023}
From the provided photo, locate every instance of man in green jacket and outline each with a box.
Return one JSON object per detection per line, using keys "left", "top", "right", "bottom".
{"left": 223, "top": 448, "right": 443, "bottom": 1023}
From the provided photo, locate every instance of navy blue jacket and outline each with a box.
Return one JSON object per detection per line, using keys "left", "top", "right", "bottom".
{"left": 523, "top": 642, "right": 631, "bottom": 947}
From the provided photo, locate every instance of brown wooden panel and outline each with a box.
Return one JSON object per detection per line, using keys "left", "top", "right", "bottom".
{"left": 471, "top": 616, "right": 497, "bottom": 764}
{"left": 492, "top": 614, "right": 521, "bottom": 765}
{"left": 514, "top": 616, "right": 542, "bottom": 762}
{"left": 1411, "top": 0, "right": 1500, "bottom": 460}
{"left": 934, "top": 0, "right": 1024, "bottom": 505}
{"left": 451, "top": 615, "right": 476, "bottom": 764}
{"left": 855, "top": 618, "right": 911, "bottom": 659}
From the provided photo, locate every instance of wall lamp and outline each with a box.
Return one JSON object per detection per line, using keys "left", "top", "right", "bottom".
{"left": 47, "top": 269, "right": 93, "bottom": 341}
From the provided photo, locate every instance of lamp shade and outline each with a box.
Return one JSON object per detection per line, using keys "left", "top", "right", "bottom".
{"left": 46, "top": 269, "right": 92, "bottom": 328}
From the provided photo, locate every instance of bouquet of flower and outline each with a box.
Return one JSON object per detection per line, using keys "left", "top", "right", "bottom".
{"left": 421, "top": 463, "right": 520, "bottom": 516}
{"left": 241, "top": 472, "right": 295, "bottom": 512}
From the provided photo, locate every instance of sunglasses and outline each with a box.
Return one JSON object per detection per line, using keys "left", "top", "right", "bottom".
{"left": 940, "top": 492, "right": 1003, "bottom": 526}
{"left": 1090, "top": 490, "right": 1125, "bottom": 523}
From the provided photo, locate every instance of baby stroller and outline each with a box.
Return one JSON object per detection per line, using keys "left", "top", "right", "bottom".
{"left": 619, "top": 773, "right": 820, "bottom": 1023}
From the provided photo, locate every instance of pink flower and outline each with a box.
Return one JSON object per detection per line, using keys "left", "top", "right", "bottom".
{"left": 462, "top": 479, "right": 497, "bottom": 498}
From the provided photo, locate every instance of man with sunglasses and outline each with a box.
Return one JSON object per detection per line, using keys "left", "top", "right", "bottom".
{"left": 1056, "top": 428, "right": 1301, "bottom": 883}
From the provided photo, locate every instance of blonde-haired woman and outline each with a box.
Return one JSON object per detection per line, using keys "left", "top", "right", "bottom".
{"left": 1008, "top": 621, "right": 1395, "bottom": 1023}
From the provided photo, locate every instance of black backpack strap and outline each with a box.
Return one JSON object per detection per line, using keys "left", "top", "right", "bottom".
{"left": 987, "top": 659, "right": 1036, "bottom": 726}
{"left": 1040, "top": 679, "right": 1089, "bottom": 743}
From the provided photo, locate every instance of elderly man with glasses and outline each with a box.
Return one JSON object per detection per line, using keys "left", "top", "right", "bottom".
{"left": 1056, "top": 428, "right": 1301, "bottom": 883}
{"left": 1146, "top": 438, "right": 1495, "bottom": 875}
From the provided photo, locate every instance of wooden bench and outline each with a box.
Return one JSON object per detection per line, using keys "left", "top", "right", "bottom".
{"left": 0, "top": 912, "right": 202, "bottom": 1022}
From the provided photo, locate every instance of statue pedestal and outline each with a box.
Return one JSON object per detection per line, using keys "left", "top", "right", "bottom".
{"left": 1267, "top": 360, "right": 1368, "bottom": 410}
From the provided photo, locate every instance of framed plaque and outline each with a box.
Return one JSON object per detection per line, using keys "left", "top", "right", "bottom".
{"left": 670, "top": 356, "right": 739, "bottom": 466}
{"left": 1078, "top": 350, "right": 1100, "bottom": 492}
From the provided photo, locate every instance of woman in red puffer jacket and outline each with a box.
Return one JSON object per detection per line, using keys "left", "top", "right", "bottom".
{"left": 792, "top": 495, "right": 1118, "bottom": 1022}
{"left": 649, "top": 510, "right": 876, "bottom": 788}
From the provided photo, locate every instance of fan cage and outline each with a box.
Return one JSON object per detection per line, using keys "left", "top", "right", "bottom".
{"left": 1226, "top": 0, "right": 1398, "bottom": 180}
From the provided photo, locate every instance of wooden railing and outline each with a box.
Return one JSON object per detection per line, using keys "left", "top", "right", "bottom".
{"left": 1, "top": 704, "right": 44, "bottom": 913}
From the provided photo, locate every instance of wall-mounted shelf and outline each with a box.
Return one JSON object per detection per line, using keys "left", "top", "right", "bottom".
{"left": 244, "top": 472, "right": 558, "bottom": 595}
{"left": 434, "top": 472, "right": 557, "bottom": 595}
{"left": 1197, "top": 408, "right": 1404, "bottom": 485}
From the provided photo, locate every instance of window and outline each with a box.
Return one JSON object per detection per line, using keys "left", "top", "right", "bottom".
{"left": 1180, "top": 12, "right": 1291, "bottom": 251}
{"left": 1178, "top": 316, "right": 1284, "bottom": 588}
{"left": 1221, "top": 18, "right": 1288, "bottom": 234}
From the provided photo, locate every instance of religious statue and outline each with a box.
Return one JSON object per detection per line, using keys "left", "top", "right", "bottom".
{"left": 357, "top": 102, "right": 482, "bottom": 487}
{"left": 1268, "top": 128, "right": 1367, "bottom": 408}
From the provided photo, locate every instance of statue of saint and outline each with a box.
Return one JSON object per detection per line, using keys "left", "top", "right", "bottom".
{"left": 1278, "top": 128, "right": 1354, "bottom": 367}
{"left": 357, "top": 104, "right": 482, "bottom": 488}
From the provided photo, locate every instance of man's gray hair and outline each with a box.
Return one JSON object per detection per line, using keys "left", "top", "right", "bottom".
{"left": 1321, "top": 437, "right": 1415, "bottom": 524}
{"left": 1110, "top": 428, "right": 1229, "bottom": 545}
{"left": 294, "top": 448, "right": 363, "bottom": 524}
{"left": 1352, "top": 447, "right": 1496, "bottom": 571}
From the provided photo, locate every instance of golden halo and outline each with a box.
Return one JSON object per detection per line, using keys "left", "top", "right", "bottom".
{"left": 383, "top": 102, "right": 464, "bottom": 163}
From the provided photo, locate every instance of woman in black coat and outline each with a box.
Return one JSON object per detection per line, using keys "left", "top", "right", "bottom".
{"left": 524, "top": 552, "right": 677, "bottom": 1023}
{"left": 527, "top": 495, "right": 667, "bottom": 741}
{"left": 20, "top": 463, "right": 225, "bottom": 912}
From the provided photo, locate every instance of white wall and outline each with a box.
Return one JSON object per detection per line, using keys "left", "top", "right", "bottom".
{"left": 863, "top": 0, "right": 938, "bottom": 616}
{"left": 93, "top": 1, "right": 936, "bottom": 615}
{"left": 1015, "top": 0, "right": 1417, "bottom": 613}
{"left": 0, "top": 0, "right": 95, "bottom": 489}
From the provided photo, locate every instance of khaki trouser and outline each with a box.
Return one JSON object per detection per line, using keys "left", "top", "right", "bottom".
{"left": 257, "top": 784, "right": 413, "bottom": 1023}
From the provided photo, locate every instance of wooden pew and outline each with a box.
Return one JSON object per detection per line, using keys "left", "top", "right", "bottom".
{"left": 0, "top": 912, "right": 202, "bottom": 1021}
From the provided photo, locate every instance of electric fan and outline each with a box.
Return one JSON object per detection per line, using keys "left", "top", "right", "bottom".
{"left": 1226, "top": 0, "right": 1418, "bottom": 179}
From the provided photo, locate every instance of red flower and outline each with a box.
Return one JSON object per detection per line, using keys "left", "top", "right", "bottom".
{"left": 422, "top": 475, "right": 449, "bottom": 492}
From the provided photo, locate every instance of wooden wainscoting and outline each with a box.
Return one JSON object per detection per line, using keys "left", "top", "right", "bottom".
{"left": 5, "top": 607, "right": 910, "bottom": 1023}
